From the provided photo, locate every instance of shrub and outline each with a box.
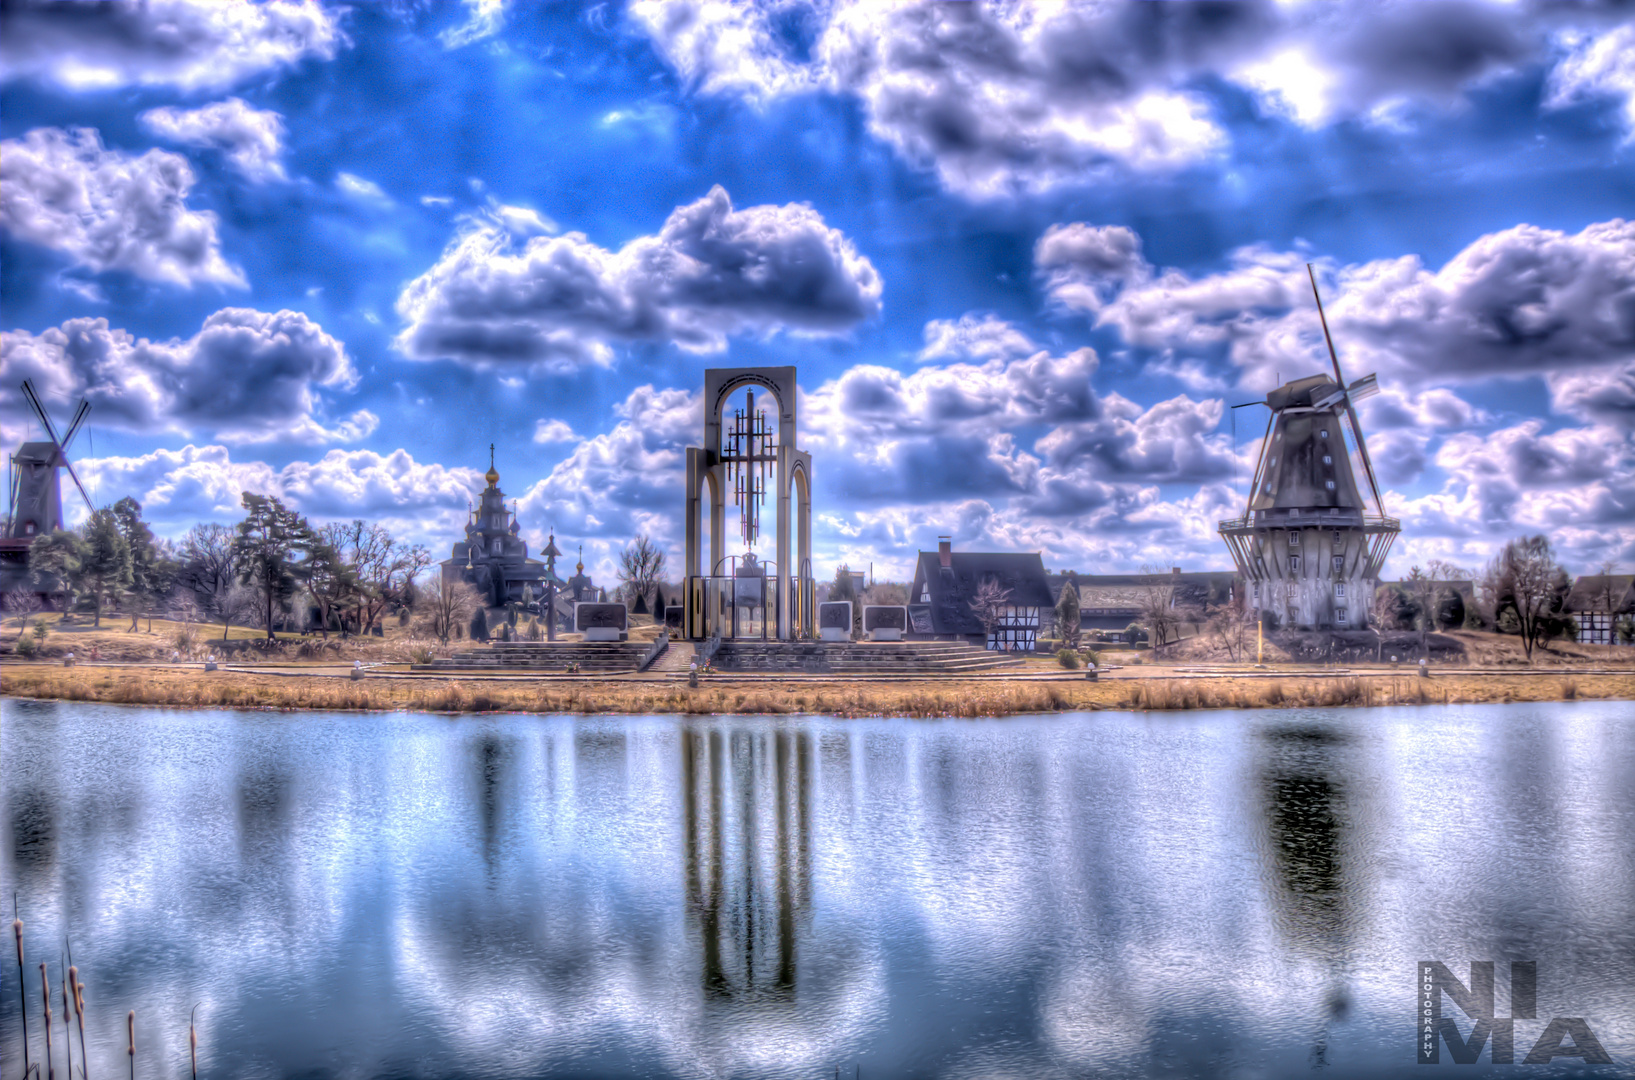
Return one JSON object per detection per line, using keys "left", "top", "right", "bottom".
{"left": 1083, "top": 649, "right": 1101, "bottom": 667}
{"left": 15, "top": 634, "right": 37, "bottom": 658}
{"left": 1056, "top": 648, "right": 1080, "bottom": 669}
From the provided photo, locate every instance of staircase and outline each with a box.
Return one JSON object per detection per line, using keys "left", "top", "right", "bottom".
{"left": 709, "top": 640, "right": 1026, "bottom": 675}
{"left": 412, "top": 640, "right": 650, "bottom": 674}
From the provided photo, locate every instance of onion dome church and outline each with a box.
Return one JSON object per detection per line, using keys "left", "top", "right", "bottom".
{"left": 440, "top": 447, "right": 549, "bottom": 608}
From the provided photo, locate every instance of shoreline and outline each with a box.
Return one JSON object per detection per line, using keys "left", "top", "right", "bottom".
{"left": 3, "top": 662, "right": 1630, "bottom": 717}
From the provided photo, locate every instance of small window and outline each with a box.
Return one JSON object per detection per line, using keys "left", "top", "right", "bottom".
{"left": 1320, "top": 429, "right": 1329, "bottom": 439}
{"left": 1289, "top": 555, "right": 1300, "bottom": 573}
{"left": 492, "top": 539, "right": 502, "bottom": 555}
{"left": 1335, "top": 607, "right": 1348, "bottom": 623}
{"left": 1288, "top": 532, "right": 1300, "bottom": 547}
{"left": 1335, "top": 583, "right": 1346, "bottom": 599}
{"left": 1332, "top": 531, "right": 1342, "bottom": 545}
{"left": 1323, "top": 455, "right": 1333, "bottom": 465}
{"left": 1270, "top": 457, "right": 1277, "bottom": 467}
{"left": 1332, "top": 555, "right": 1344, "bottom": 572}
{"left": 1252, "top": 583, "right": 1260, "bottom": 602}
{"left": 1325, "top": 479, "right": 1335, "bottom": 490}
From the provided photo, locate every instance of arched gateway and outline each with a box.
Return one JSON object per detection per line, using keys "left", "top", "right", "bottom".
{"left": 683, "top": 367, "right": 814, "bottom": 640}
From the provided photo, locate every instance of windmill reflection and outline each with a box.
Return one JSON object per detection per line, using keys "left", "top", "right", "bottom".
{"left": 1256, "top": 723, "right": 1359, "bottom": 1068}
{"left": 682, "top": 724, "right": 812, "bottom": 1002}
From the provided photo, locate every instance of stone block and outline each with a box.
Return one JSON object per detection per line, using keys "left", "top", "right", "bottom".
{"left": 864, "top": 604, "right": 906, "bottom": 641}
{"left": 819, "top": 601, "right": 852, "bottom": 642}
{"left": 576, "top": 602, "right": 628, "bottom": 642}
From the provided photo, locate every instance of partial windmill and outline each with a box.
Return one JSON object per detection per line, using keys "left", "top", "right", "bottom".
{"left": 1217, "top": 267, "right": 1400, "bottom": 630}
{"left": 8, "top": 379, "right": 94, "bottom": 537}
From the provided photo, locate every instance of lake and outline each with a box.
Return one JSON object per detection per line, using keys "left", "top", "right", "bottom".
{"left": 2, "top": 699, "right": 1632, "bottom": 1079}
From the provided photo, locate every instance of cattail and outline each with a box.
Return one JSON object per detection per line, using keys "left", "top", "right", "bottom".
{"left": 190, "top": 1003, "right": 200, "bottom": 1080}
{"left": 13, "top": 918, "right": 30, "bottom": 1075}
{"left": 70, "top": 965, "right": 88, "bottom": 1080}
{"left": 41, "top": 962, "right": 54, "bottom": 1080}
{"left": 62, "top": 954, "right": 73, "bottom": 1080}
{"left": 128, "top": 1009, "right": 136, "bottom": 1080}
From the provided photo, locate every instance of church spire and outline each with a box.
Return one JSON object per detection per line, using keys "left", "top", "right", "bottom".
{"left": 485, "top": 442, "right": 499, "bottom": 488}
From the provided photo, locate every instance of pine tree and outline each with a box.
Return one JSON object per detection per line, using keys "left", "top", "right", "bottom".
{"left": 81, "top": 507, "right": 133, "bottom": 628}
{"left": 470, "top": 606, "right": 489, "bottom": 642}
{"left": 233, "top": 493, "right": 316, "bottom": 641}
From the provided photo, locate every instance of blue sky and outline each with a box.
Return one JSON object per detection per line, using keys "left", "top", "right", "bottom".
{"left": 3, "top": 0, "right": 1633, "bottom": 584}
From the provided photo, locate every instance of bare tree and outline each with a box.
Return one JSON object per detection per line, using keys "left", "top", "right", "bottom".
{"left": 330, "top": 520, "right": 431, "bottom": 636}
{"left": 428, "top": 576, "right": 482, "bottom": 644}
{"left": 1205, "top": 589, "right": 1249, "bottom": 662}
{"left": 617, "top": 535, "right": 667, "bottom": 613}
{"left": 5, "top": 588, "right": 43, "bottom": 631}
{"left": 1136, "top": 564, "right": 1180, "bottom": 651}
{"left": 308, "top": 524, "right": 361, "bottom": 638}
{"left": 1369, "top": 584, "right": 1399, "bottom": 661}
{"left": 1491, "top": 535, "right": 1572, "bottom": 662}
{"left": 179, "top": 522, "right": 243, "bottom": 640}
{"left": 969, "top": 577, "right": 1012, "bottom": 649}
{"left": 1403, "top": 566, "right": 1437, "bottom": 657}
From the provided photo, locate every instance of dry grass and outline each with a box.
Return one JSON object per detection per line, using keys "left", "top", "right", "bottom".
{"left": 3, "top": 664, "right": 1630, "bottom": 717}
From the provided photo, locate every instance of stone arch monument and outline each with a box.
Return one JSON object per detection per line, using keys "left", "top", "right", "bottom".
{"left": 683, "top": 366, "right": 813, "bottom": 640}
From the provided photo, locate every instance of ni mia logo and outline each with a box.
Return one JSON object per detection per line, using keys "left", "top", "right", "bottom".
{"left": 1420, "top": 962, "right": 1611, "bottom": 1065}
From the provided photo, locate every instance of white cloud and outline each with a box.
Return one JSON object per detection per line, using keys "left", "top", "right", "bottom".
{"left": 76, "top": 443, "right": 486, "bottom": 549}
{"left": 493, "top": 203, "right": 556, "bottom": 236}
{"left": 336, "top": 172, "right": 390, "bottom": 202}
{"left": 441, "top": 0, "right": 508, "bottom": 49}
{"left": 0, "top": 127, "right": 245, "bottom": 288}
{"left": 395, "top": 184, "right": 882, "bottom": 368}
{"left": 1040, "top": 216, "right": 1635, "bottom": 392}
{"left": 1, "top": 309, "right": 366, "bottom": 445}
{"left": 0, "top": 0, "right": 344, "bottom": 92}
{"left": 1547, "top": 24, "right": 1635, "bottom": 138}
{"left": 1548, "top": 360, "right": 1635, "bottom": 429}
{"left": 140, "top": 98, "right": 288, "bottom": 182}
{"left": 632, "top": 0, "right": 1592, "bottom": 199}
{"left": 532, "top": 419, "right": 580, "bottom": 444}
{"left": 421, "top": 195, "right": 454, "bottom": 207}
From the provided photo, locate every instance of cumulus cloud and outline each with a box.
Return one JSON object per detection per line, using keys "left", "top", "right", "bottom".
{"left": 1, "top": 127, "right": 245, "bottom": 288}
{"left": 1041, "top": 216, "right": 1635, "bottom": 392}
{"left": 140, "top": 98, "right": 287, "bottom": 182}
{"left": 532, "top": 419, "right": 580, "bottom": 444}
{"left": 0, "top": 0, "right": 344, "bottom": 92}
{"left": 0, "top": 309, "right": 369, "bottom": 445}
{"left": 1547, "top": 24, "right": 1635, "bottom": 137}
{"left": 76, "top": 444, "right": 486, "bottom": 547}
{"left": 1548, "top": 361, "right": 1635, "bottom": 428}
{"left": 395, "top": 185, "right": 882, "bottom": 368}
{"left": 632, "top": 0, "right": 1609, "bottom": 198}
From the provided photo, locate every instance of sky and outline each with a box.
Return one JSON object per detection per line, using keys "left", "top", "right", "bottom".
{"left": 2, "top": 0, "right": 1633, "bottom": 586}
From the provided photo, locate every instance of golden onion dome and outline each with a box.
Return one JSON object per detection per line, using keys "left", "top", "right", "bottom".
{"left": 485, "top": 464, "right": 500, "bottom": 486}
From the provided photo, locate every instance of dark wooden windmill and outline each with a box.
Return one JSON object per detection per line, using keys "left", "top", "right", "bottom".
{"left": 1218, "top": 267, "right": 1400, "bottom": 629}
{"left": 3, "top": 380, "right": 94, "bottom": 595}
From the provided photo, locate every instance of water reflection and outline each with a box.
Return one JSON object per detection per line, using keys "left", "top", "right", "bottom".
{"left": 1, "top": 701, "right": 1632, "bottom": 1079}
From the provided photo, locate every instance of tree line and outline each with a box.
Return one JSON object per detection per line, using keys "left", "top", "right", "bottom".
{"left": 8, "top": 493, "right": 431, "bottom": 642}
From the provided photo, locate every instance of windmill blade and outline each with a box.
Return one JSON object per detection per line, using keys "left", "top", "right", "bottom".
{"left": 20, "top": 379, "right": 65, "bottom": 449}
{"left": 60, "top": 399, "right": 92, "bottom": 451}
{"left": 1306, "top": 263, "right": 1348, "bottom": 389}
{"left": 60, "top": 456, "right": 94, "bottom": 515}
{"left": 1344, "top": 399, "right": 1388, "bottom": 518}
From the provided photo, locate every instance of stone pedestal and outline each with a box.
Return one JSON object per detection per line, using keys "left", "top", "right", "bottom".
{"left": 819, "top": 601, "right": 852, "bottom": 642}
{"left": 576, "top": 602, "right": 627, "bottom": 643}
{"left": 864, "top": 605, "right": 906, "bottom": 642}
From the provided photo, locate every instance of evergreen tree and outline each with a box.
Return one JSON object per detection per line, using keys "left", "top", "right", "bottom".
{"left": 113, "top": 496, "right": 169, "bottom": 631}
{"left": 27, "top": 529, "right": 86, "bottom": 610}
{"left": 1054, "top": 579, "right": 1082, "bottom": 649}
{"left": 470, "top": 606, "right": 489, "bottom": 642}
{"left": 81, "top": 507, "right": 133, "bottom": 628}
{"left": 233, "top": 493, "right": 316, "bottom": 641}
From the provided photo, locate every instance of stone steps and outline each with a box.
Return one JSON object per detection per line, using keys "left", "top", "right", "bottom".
{"left": 412, "top": 641, "right": 650, "bottom": 673}
{"left": 710, "top": 640, "right": 1025, "bottom": 674}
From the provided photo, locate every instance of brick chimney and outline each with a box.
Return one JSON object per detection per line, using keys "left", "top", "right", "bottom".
{"left": 938, "top": 536, "right": 952, "bottom": 568}
{"left": 1171, "top": 566, "right": 1181, "bottom": 576}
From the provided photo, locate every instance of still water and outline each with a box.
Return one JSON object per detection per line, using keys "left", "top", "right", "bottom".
{"left": 2, "top": 700, "right": 1632, "bottom": 1079}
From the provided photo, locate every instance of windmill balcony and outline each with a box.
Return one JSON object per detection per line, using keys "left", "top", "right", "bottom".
{"left": 1217, "top": 511, "right": 1400, "bottom": 535}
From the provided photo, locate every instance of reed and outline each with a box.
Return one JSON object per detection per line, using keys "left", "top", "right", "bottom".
{"left": 128, "top": 1009, "right": 136, "bottom": 1080}
{"left": 61, "top": 951, "right": 72, "bottom": 1080}
{"left": 13, "top": 915, "right": 29, "bottom": 1076}
{"left": 70, "top": 962, "right": 87, "bottom": 1080}
{"left": 41, "top": 962, "right": 54, "bottom": 1080}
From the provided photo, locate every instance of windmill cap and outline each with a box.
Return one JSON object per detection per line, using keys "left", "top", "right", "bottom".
{"left": 1266, "top": 373, "right": 1340, "bottom": 412}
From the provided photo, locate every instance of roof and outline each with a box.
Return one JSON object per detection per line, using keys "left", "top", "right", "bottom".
{"left": 1565, "top": 575, "right": 1635, "bottom": 613}
{"left": 1248, "top": 375, "right": 1369, "bottom": 514}
{"left": 911, "top": 550, "right": 1052, "bottom": 635}
{"left": 1047, "top": 570, "right": 1237, "bottom": 610}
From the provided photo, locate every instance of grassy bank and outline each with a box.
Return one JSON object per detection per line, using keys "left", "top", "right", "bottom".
{"left": 3, "top": 664, "right": 1629, "bottom": 717}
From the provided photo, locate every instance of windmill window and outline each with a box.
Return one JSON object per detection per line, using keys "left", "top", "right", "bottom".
{"left": 1332, "top": 555, "right": 1344, "bottom": 571}
{"left": 1335, "top": 583, "right": 1346, "bottom": 599}
{"left": 1270, "top": 457, "right": 1277, "bottom": 467}
{"left": 1335, "top": 607, "right": 1348, "bottom": 623}
{"left": 1323, "top": 455, "right": 1333, "bottom": 465}
{"left": 1289, "top": 555, "right": 1300, "bottom": 573}
{"left": 1288, "top": 532, "right": 1300, "bottom": 547}
{"left": 23, "top": 521, "right": 35, "bottom": 536}
{"left": 1325, "top": 480, "right": 1336, "bottom": 490}
{"left": 1332, "top": 531, "right": 1342, "bottom": 545}
{"left": 1320, "top": 429, "right": 1329, "bottom": 439}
